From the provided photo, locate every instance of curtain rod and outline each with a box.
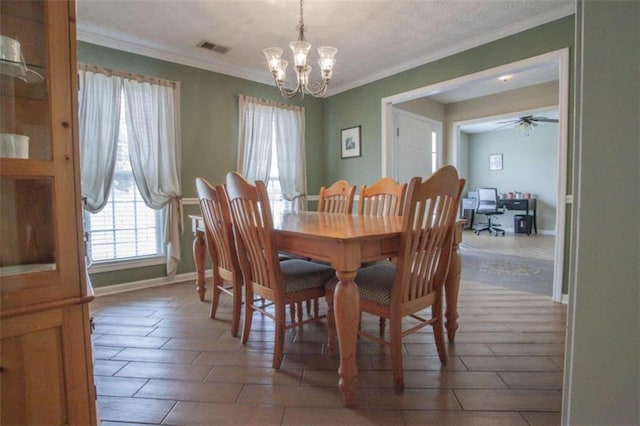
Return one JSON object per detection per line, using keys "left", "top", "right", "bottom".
{"left": 78, "top": 62, "right": 180, "bottom": 88}
{"left": 239, "top": 94, "right": 303, "bottom": 112}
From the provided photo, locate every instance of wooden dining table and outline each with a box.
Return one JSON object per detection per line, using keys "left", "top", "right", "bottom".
{"left": 189, "top": 211, "right": 464, "bottom": 407}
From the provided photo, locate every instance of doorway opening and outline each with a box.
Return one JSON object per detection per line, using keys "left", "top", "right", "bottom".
{"left": 380, "top": 48, "right": 570, "bottom": 303}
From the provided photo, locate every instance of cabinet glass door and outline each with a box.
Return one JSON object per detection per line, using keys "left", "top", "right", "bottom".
{"left": 1, "top": 1, "right": 56, "bottom": 276}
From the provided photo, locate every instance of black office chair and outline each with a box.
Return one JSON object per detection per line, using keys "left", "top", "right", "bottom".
{"left": 474, "top": 188, "right": 505, "bottom": 236}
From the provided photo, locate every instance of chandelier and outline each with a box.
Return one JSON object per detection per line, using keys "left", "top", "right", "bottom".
{"left": 263, "top": 0, "right": 337, "bottom": 99}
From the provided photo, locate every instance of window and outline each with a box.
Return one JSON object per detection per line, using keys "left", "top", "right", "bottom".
{"left": 84, "top": 95, "right": 163, "bottom": 265}
{"left": 266, "top": 134, "right": 293, "bottom": 216}
{"left": 237, "top": 95, "right": 306, "bottom": 214}
{"left": 431, "top": 131, "right": 438, "bottom": 173}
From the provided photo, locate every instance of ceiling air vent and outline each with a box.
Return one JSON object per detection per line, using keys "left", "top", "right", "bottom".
{"left": 197, "top": 40, "right": 231, "bottom": 55}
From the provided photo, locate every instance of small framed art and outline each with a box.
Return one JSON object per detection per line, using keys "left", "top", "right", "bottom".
{"left": 489, "top": 153, "right": 503, "bottom": 171}
{"left": 340, "top": 125, "right": 361, "bottom": 159}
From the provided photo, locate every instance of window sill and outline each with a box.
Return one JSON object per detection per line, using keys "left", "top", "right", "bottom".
{"left": 88, "top": 255, "right": 166, "bottom": 273}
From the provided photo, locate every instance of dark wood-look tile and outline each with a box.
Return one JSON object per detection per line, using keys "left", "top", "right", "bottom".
{"left": 282, "top": 407, "right": 404, "bottom": 425}
{"left": 405, "top": 342, "right": 494, "bottom": 356}
{"left": 356, "top": 388, "right": 461, "bottom": 410}
{"left": 92, "top": 345, "right": 124, "bottom": 360}
{"left": 403, "top": 371, "right": 508, "bottom": 389}
{"left": 93, "top": 359, "right": 128, "bottom": 376}
{"left": 112, "top": 347, "right": 200, "bottom": 364}
{"left": 455, "top": 389, "right": 562, "bottom": 411}
{"left": 521, "top": 411, "right": 562, "bottom": 426}
{"left": 403, "top": 410, "right": 529, "bottom": 425}
{"left": 498, "top": 372, "right": 564, "bottom": 389}
{"left": 97, "top": 396, "right": 176, "bottom": 424}
{"left": 136, "top": 379, "right": 243, "bottom": 403}
{"left": 93, "top": 324, "right": 156, "bottom": 336}
{"left": 370, "top": 355, "right": 469, "bottom": 371}
{"left": 163, "top": 401, "right": 285, "bottom": 425}
{"left": 487, "top": 342, "right": 565, "bottom": 356}
{"left": 93, "top": 334, "right": 170, "bottom": 349}
{"left": 205, "top": 366, "right": 304, "bottom": 386}
{"left": 237, "top": 384, "right": 345, "bottom": 408}
{"left": 115, "top": 361, "right": 212, "bottom": 381}
{"left": 461, "top": 356, "right": 562, "bottom": 371}
{"left": 94, "top": 375, "right": 148, "bottom": 397}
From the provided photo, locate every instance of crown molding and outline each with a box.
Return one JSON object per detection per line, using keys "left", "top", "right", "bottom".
{"left": 76, "top": 24, "right": 274, "bottom": 87}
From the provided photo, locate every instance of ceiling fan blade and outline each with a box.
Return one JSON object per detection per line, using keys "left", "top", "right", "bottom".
{"left": 496, "top": 119, "right": 519, "bottom": 124}
{"left": 532, "top": 117, "right": 559, "bottom": 123}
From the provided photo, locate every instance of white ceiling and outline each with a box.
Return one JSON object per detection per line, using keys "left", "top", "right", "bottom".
{"left": 76, "top": 0, "right": 574, "bottom": 96}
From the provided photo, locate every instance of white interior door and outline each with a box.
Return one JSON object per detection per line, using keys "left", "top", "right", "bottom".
{"left": 393, "top": 109, "right": 441, "bottom": 183}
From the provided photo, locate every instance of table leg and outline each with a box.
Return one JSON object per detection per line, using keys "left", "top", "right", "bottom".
{"left": 193, "top": 229, "right": 206, "bottom": 301}
{"left": 445, "top": 222, "right": 463, "bottom": 342}
{"left": 333, "top": 270, "right": 360, "bottom": 408}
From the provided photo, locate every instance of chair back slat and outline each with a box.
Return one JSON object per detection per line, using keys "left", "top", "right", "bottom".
{"left": 226, "top": 172, "right": 281, "bottom": 294}
{"left": 358, "top": 177, "right": 407, "bottom": 216}
{"left": 394, "top": 167, "right": 462, "bottom": 305}
{"left": 195, "top": 178, "right": 240, "bottom": 277}
{"left": 318, "top": 180, "right": 356, "bottom": 214}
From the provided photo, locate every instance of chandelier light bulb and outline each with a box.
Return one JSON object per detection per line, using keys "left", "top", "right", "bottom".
{"left": 263, "top": 47, "right": 283, "bottom": 73}
{"left": 290, "top": 40, "right": 311, "bottom": 67}
{"left": 276, "top": 60, "right": 288, "bottom": 82}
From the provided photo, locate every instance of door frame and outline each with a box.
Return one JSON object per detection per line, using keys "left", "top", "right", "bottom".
{"left": 380, "top": 48, "right": 570, "bottom": 302}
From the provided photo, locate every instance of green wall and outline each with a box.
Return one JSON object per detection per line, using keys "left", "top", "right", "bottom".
{"left": 323, "top": 16, "right": 573, "bottom": 187}
{"left": 563, "top": 1, "right": 639, "bottom": 424}
{"left": 77, "top": 42, "right": 325, "bottom": 286}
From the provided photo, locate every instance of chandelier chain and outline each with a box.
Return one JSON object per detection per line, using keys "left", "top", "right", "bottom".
{"left": 297, "top": 0, "right": 306, "bottom": 41}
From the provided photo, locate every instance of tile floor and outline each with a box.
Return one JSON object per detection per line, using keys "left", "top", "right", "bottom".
{"left": 91, "top": 233, "right": 566, "bottom": 425}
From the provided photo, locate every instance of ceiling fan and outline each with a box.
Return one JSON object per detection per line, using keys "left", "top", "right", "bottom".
{"left": 496, "top": 115, "right": 559, "bottom": 134}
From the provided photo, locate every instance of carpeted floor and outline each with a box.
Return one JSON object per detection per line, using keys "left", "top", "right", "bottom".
{"left": 460, "top": 249, "right": 554, "bottom": 296}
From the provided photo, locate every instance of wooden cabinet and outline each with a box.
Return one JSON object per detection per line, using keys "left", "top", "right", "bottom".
{"left": 0, "top": 1, "right": 97, "bottom": 424}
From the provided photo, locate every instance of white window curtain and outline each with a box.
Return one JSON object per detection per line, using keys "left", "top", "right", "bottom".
{"left": 237, "top": 95, "right": 307, "bottom": 210}
{"left": 123, "top": 79, "right": 183, "bottom": 276}
{"left": 77, "top": 67, "right": 122, "bottom": 212}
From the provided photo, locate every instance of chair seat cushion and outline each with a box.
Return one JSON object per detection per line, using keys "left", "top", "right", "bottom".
{"left": 281, "top": 259, "right": 335, "bottom": 294}
{"left": 327, "top": 263, "right": 396, "bottom": 305}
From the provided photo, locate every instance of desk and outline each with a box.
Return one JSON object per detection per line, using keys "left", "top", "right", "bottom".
{"left": 460, "top": 198, "right": 537, "bottom": 234}
{"left": 190, "top": 212, "right": 464, "bottom": 407}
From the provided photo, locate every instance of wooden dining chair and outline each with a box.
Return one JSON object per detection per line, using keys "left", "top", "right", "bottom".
{"left": 195, "top": 178, "right": 243, "bottom": 337}
{"left": 225, "top": 171, "right": 335, "bottom": 369}
{"left": 357, "top": 176, "right": 407, "bottom": 335}
{"left": 358, "top": 176, "right": 407, "bottom": 217}
{"left": 326, "top": 165, "right": 464, "bottom": 392}
{"left": 317, "top": 179, "right": 356, "bottom": 214}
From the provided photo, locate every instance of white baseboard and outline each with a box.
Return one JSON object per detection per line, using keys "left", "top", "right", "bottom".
{"left": 94, "top": 269, "right": 212, "bottom": 297}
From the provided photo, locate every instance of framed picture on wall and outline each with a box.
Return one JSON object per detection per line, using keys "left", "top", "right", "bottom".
{"left": 341, "top": 125, "right": 361, "bottom": 159}
{"left": 489, "top": 153, "right": 503, "bottom": 171}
